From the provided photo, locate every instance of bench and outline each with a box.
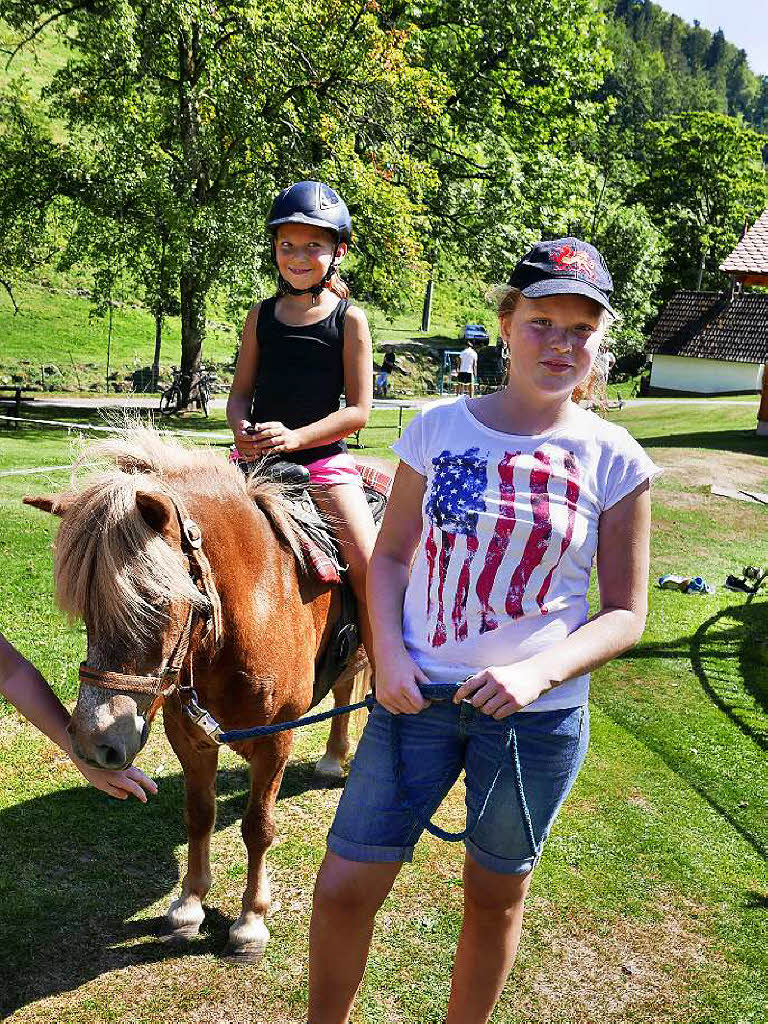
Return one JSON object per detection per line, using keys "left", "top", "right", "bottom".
{"left": 0, "top": 387, "right": 34, "bottom": 428}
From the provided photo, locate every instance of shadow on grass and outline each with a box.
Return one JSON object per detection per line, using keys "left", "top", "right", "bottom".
{"left": 615, "top": 600, "right": 767, "bottom": 860}
{"left": 637, "top": 428, "right": 768, "bottom": 457}
{"left": 0, "top": 758, "right": 327, "bottom": 1017}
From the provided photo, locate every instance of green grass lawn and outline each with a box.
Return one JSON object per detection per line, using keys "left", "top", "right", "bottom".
{"left": 0, "top": 402, "right": 766, "bottom": 1023}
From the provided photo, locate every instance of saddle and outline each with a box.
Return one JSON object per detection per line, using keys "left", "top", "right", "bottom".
{"left": 239, "top": 456, "right": 391, "bottom": 708}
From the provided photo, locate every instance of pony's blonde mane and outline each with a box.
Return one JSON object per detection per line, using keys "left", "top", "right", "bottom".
{"left": 53, "top": 425, "right": 317, "bottom": 645}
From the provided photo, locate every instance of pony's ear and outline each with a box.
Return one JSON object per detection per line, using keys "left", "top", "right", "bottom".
{"left": 135, "top": 490, "right": 180, "bottom": 545}
{"left": 23, "top": 493, "right": 75, "bottom": 516}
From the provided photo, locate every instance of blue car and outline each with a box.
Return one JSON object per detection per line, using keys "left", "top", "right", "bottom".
{"left": 460, "top": 324, "right": 490, "bottom": 345}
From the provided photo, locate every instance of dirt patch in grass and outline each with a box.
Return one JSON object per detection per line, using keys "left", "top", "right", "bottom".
{"left": 509, "top": 894, "right": 719, "bottom": 1024}
{"left": 649, "top": 447, "right": 768, "bottom": 492}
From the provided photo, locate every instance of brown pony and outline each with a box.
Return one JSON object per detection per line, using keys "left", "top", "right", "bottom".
{"left": 25, "top": 426, "right": 375, "bottom": 959}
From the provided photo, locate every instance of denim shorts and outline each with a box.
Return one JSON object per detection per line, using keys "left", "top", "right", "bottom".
{"left": 328, "top": 700, "right": 588, "bottom": 875}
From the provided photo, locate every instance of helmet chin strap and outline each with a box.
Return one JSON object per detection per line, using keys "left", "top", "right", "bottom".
{"left": 277, "top": 261, "right": 338, "bottom": 301}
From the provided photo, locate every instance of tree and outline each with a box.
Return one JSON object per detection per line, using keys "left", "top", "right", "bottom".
{"left": 0, "top": 85, "right": 65, "bottom": 312}
{"left": 637, "top": 112, "right": 767, "bottom": 296}
{"left": 0, "top": 0, "right": 441, "bottom": 402}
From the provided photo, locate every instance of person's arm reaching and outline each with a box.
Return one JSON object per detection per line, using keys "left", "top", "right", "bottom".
{"left": 0, "top": 633, "right": 157, "bottom": 801}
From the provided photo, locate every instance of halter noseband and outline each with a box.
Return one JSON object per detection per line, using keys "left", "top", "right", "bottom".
{"left": 78, "top": 497, "right": 223, "bottom": 717}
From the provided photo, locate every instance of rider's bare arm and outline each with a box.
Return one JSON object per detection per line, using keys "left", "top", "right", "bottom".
{"left": 227, "top": 304, "right": 262, "bottom": 456}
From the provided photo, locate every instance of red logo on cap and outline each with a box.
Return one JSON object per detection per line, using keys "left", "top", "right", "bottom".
{"left": 549, "top": 245, "right": 597, "bottom": 281}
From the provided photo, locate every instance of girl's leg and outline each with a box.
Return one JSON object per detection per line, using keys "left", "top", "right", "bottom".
{"left": 308, "top": 852, "right": 402, "bottom": 1024}
{"left": 311, "top": 482, "right": 377, "bottom": 665}
{"left": 445, "top": 854, "right": 532, "bottom": 1024}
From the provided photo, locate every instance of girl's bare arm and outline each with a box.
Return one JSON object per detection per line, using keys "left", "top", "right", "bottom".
{"left": 366, "top": 462, "right": 432, "bottom": 713}
{"left": 0, "top": 633, "right": 157, "bottom": 801}
{"left": 226, "top": 304, "right": 261, "bottom": 458}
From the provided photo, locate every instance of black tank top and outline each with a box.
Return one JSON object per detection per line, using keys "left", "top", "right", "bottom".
{"left": 249, "top": 296, "right": 349, "bottom": 465}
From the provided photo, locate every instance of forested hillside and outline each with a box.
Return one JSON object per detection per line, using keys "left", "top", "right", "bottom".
{"left": 0, "top": 1, "right": 765, "bottom": 390}
{"left": 610, "top": 0, "right": 768, "bottom": 126}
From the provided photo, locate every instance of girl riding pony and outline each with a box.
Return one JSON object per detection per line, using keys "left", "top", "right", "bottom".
{"left": 227, "top": 181, "right": 377, "bottom": 660}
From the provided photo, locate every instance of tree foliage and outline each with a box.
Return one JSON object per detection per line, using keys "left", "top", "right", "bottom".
{"left": 638, "top": 113, "right": 766, "bottom": 295}
{"left": 0, "top": 0, "right": 766, "bottom": 379}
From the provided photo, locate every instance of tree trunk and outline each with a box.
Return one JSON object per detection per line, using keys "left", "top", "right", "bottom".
{"left": 177, "top": 24, "right": 207, "bottom": 409}
{"left": 421, "top": 271, "right": 434, "bottom": 332}
{"left": 179, "top": 269, "right": 205, "bottom": 406}
{"left": 152, "top": 306, "right": 163, "bottom": 391}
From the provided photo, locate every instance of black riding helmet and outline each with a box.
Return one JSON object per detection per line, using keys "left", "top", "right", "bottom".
{"left": 267, "top": 181, "right": 352, "bottom": 298}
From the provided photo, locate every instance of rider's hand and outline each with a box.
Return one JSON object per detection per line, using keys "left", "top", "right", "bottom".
{"left": 374, "top": 645, "right": 431, "bottom": 715}
{"left": 73, "top": 758, "right": 158, "bottom": 802}
{"left": 233, "top": 420, "right": 261, "bottom": 460}
{"left": 247, "top": 421, "right": 301, "bottom": 455}
{"left": 453, "top": 661, "right": 552, "bottom": 719}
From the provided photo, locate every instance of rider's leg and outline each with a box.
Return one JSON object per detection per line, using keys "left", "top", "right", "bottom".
{"left": 311, "top": 481, "right": 377, "bottom": 667}
{"left": 445, "top": 854, "right": 532, "bottom": 1024}
{"left": 308, "top": 852, "right": 401, "bottom": 1024}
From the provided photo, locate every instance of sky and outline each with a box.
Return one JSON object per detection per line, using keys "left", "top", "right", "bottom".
{"left": 655, "top": 1, "right": 768, "bottom": 75}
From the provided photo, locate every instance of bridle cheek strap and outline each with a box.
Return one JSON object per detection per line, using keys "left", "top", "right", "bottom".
{"left": 76, "top": 491, "right": 223, "bottom": 713}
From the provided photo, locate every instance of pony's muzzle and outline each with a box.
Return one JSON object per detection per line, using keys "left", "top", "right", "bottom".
{"left": 67, "top": 693, "right": 149, "bottom": 770}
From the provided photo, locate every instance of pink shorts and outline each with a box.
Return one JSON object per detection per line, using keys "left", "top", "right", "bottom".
{"left": 305, "top": 452, "right": 363, "bottom": 488}
{"left": 229, "top": 448, "right": 362, "bottom": 488}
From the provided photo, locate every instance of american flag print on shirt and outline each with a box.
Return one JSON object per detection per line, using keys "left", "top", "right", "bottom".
{"left": 423, "top": 446, "right": 581, "bottom": 647}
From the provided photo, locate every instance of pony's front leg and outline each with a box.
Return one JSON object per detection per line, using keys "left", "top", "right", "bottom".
{"left": 163, "top": 702, "right": 219, "bottom": 938}
{"left": 227, "top": 733, "right": 291, "bottom": 961}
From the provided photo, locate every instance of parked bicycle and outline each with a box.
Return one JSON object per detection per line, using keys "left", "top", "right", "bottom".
{"left": 159, "top": 366, "right": 218, "bottom": 417}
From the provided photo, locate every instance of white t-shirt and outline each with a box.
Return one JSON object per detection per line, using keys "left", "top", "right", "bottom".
{"left": 459, "top": 348, "right": 477, "bottom": 374}
{"left": 392, "top": 398, "right": 661, "bottom": 711}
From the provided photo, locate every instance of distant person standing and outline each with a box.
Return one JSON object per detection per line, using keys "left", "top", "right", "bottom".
{"left": 375, "top": 348, "right": 399, "bottom": 398}
{"left": 457, "top": 340, "right": 478, "bottom": 396}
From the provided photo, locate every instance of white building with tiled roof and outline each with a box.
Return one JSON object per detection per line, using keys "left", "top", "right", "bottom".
{"left": 719, "top": 210, "right": 768, "bottom": 284}
{"left": 646, "top": 211, "right": 768, "bottom": 395}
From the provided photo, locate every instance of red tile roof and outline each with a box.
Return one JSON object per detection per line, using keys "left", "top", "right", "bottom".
{"left": 646, "top": 290, "right": 768, "bottom": 363}
{"left": 720, "top": 210, "right": 768, "bottom": 275}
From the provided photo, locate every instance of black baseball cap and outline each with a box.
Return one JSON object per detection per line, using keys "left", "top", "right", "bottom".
{"left": 508, "top": 237, "right": 615, "bottom": 316}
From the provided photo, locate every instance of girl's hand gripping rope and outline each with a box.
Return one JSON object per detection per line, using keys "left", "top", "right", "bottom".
{"left": 454, "top": 659, "right": 553, "bottom": 718}
{"left": 246, "top": 421, "right": 301, "bottom": 455}
{"left": 373, "top": 645, "right": 432, "bottom": 715}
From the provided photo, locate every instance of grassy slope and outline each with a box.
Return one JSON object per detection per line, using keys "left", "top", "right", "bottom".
{"left": 0, "top": 402, "right": 766, "bottom": 1023}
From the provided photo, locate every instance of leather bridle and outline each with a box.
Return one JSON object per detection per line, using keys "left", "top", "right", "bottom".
{"left": 77, "top": 495, "right": 223, "bottom": 722}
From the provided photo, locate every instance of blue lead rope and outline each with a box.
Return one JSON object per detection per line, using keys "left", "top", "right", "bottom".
{"left": 217, "top": 696, "right": 375, "bottom": 744}
{"left": 390, "top": 691, "right": 540, "bottom": 855}
{"left": 215, "top": 681, "right": 540, "bottom": 857}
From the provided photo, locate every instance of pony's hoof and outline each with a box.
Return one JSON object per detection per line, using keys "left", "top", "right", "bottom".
{"left": 314, "top": 754, "right": 345, "bottom": 781}
{"left": 166, "top": 895, "right": 205, "bottom": 934}
{"left": 222, "top": 943, "right": 266, "bottom": 966}
{"left": 227, "top": 913, "right": 269, "bottom": 959}
{"left": 161, "top": 924, "right": 200, "bottom": 946}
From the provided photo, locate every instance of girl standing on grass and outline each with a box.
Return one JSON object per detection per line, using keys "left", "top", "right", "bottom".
{"left": 227, "top": 181, "right": 376, "bottom": 658}
{"left": 308, "top": 237, "right": 660, "bottom": 1024}
{"left": 0, "top": 632, "right": 156, "bottom": 801}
